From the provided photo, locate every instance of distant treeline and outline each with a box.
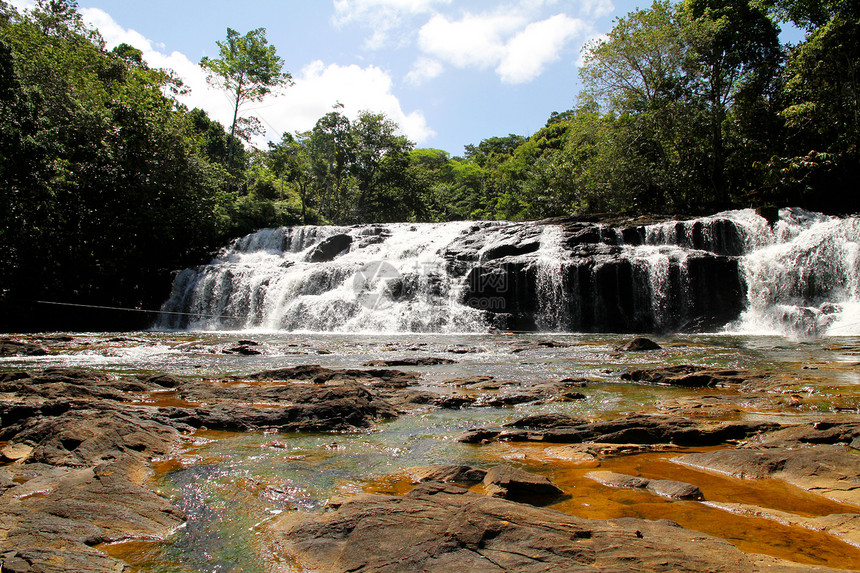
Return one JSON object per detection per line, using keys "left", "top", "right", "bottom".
{"left": 1, "top": 0, "right": 857, "bottom": 330}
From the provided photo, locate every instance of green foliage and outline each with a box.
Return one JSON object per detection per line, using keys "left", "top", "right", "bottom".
{"left": 0, "top": 1, "right": 231, "bottom": 326}
{"left": 759, "top": 9, "right": 860, "bottom": 209}
{"left": 200, "top": 27, "right": 291, "bottom": 168}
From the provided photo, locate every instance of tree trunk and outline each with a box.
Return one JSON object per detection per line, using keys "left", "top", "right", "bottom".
{"left": 227, "top": 83, "right": 243, "bottom": 171}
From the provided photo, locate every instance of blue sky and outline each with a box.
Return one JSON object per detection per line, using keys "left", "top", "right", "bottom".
{"left": 8, "top": 1, "right": 796, "bottom": 156}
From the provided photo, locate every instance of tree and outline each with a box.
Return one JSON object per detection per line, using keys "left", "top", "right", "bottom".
{"left": 683, "top": 0, "right": 782, "bottom": 205}
{"left": 0, "top": 1, "right": 233, "bottom": 329}
{"left": 579, "top": 0, "right": 781, "bottom": 210}
{"left": 268, "top": 131, "right": 316, "bottom": 223}
{"left": 580, "top": 1, "right": 710, "bottom": 211}
{"left": 200, "top": 27, "right": 291, "bottom": 169}
{"left": 760, "top": 2, "right": 860, "bottom": 210}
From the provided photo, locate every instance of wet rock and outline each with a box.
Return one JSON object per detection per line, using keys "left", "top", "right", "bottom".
{"left": 754, "top": 420, "right": 860, "bottom": 447}
{"left": 677, "top": 444, "right": 860, "bottom": 506}
{"left": 583, "top": 470, "right": 703, "bottom": 503}
{"left": 134, "top": 373, "right": 182, "bottom": 388}
{"left": 274, "top": 481, "right": 838, "bottom": 572}
{"left": 587, "top": 470, "right": 650, "bottom": 489}
{"left": 224, "top": 344, "right": 263, "bottom": 355}
{"left": 442, "top": 375, "right": 497, "bottom": 387}
{"left": 510, "top": 340, "right": 571, "bottom": 353}
{"left": 504, "top": 413, "right": 587, "bottom": 429}
{"left": 462, "top": 414, "right": 779, "bottom": 448}
{"left": 157, "top": 382, "right": 398, "bottom": 433}
{"left": 7, "top": 409, "right": 178, "bottom": 467}
{"left": 306, "top": 234, "right": 352, "bottom": 262}
{"left": 0, "top": 404, "right": 185, "bottom": 573}
{"left": 458, "top": 429, "right": 501, "bottom": 444}
{"left": 0, "top": 368, "right": 131, "bottom": 402}
{"left": 646, "top": 479, "right": 704, "bottom": 500}
{"left": 617, "top": 337, "right": 662, "bottom": 351}
{"left": 478, "top": 393, "right": 539, "bottom": 407}
{"left": 446, "top": 345, "right": 480, "bottom": 354}
{"left": 559, "top": 377, "right": 589, "bottom": 387}
{"left": 0, "top": 442, "right": 33, "bottom": 462}
{"left": 563, "top": 391, "right": 587, "bottom": 400}
{"left": 0, "top": 456, "right": 185, "bottom": 573}
{"left": 245, "top": 365, "right": 419, "bottom": 387}
{"left": 411, "top": 465, "right": 488, "bottom": 486}
{"left": 0, "top": 339, "right": 47, "bottom": 357}
{"left": 621, "top": 365, "right": 768, "bottom": 388}
{"left": 435, "top": 395, "right": 477, "bottom": 409}
{"left": 363, "top": 357, "right": 457, "bottom": 366}
{"left": 545, "top": 443, "right": 676, "bottom": 463}
{"left": 482, "top": 465, "right": 564, "bottom": 502}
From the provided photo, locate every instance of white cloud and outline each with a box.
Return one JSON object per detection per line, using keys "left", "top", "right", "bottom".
{"left": 418, "top": 12, "right": 524, "bottom": 70}
{"left": 497, "top": 14, "right": 586, "bottom": 83}
{"left": 333, "top": 0, "right": 452, "bottom": 49}
{"left": 405, "top": 57, "right": 444, "bottom": 86}
{"left": 268, "top": 61, "right": 435, "bottom": 144}
{"left": 417, "top": 9, "right": 586, "bottom": 84}
{"left": 333, "top": 0, "right": 450, "bottom": 24}
{"left": 77, "top": 8, "right": 433, "bottom": 146}
{"left": 579, "top": 0, "right": 615, "bottom": 18}
{"left": 6, "top": 0, "right": 35, "bottom": 12}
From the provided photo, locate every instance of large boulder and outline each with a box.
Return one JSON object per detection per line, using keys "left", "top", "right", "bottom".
{"left": 306, "top": 234, "right": 353, "bottom": 262}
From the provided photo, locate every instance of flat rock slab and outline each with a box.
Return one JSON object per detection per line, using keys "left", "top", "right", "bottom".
{"left": 706, "top": 502, "right": 860, "bottom": 548}
{"left": 0, "top": 339, "right": 48, "bottom": 357}
{"left": 621, "top": 364, "right": 770, "bottom": 388}
{"left": 676, "top": 444, "right": 860, "bottom": 506}
{"left": 587, "top": 471, "right": 704, "bottom": 500}
{"left": 617, "top": 337, "right": 662, "bottom": 351}
{"left": 362, "top": 357, "right": 457, "bottom": 366}
{"left": 0, "top": 383, "right": 191, "bottom": 573}
{"left": 411, "top": 465, "right": 488, "bottom": 486}
{"left": 461, "top": 413, "right": 779, "bottom": 448}
{"left": 274, "top": 481, "right": 841, "bottom": 572}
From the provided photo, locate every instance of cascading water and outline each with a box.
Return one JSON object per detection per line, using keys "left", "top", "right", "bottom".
{"left": 728, "top": 209, "right": 860, "bottom": 337}
{"left": 535, "top": 225, "right": 573, "bottom": 331}
{"left": 160, "top": 222, "right": 493, "bottom": 332}
{"left": 158, "top": 208, "right": 860, "bottom": 337}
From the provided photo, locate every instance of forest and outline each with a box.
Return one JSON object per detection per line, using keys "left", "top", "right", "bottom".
{"left": 1, "top": 0, "right": 858, "bottom": 329}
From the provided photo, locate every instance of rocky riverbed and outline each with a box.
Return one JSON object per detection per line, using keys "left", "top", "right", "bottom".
{"left": 1, "top": 333, "right": 860, "bottom": 572}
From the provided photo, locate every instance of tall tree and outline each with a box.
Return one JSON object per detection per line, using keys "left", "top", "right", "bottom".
{"left": 762, "top": 0, "right": 860, "bottom": 210}
{"left": 200, "top": 27, "right": 291, "bottom": 169}
{"left": 683, "top": 0, "right": 782, "bottom": 205}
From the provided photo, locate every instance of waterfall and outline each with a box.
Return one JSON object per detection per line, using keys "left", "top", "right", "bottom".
{"left": 729, "top": 209, "right": 860, "bottom": 337}
{"left": 535, "top": 225, "right": 572, "bottom": 331}
{"left": 158, "top": 208, "right": 860, "bottom": 337}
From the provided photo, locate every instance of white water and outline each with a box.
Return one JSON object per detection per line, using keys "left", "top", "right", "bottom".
{"left": 159, "top": 208, "right": 860, "bottom": 337}
{"left": 161, "top": 222, "right": 491, "bottom": 333}
{"left": 727, "top": 209, "right": 860, "bottom": 337}
{"left": 535, "top": 225, "right": 572, "bottom": 331}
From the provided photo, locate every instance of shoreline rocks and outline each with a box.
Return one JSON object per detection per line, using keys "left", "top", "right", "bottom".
{"left": 460, "top": 412, "right": 780, "bottom": 447}
{"left": 273, "top": 481, "right": 840, "bottom": 572}
{"left": 1, "top": 362, "right": 858, "bottom": 572}
{"left": 0, "top": 365, "right": 418, "bottom": 572}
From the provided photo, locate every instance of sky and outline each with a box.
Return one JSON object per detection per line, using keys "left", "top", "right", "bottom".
{"left": 7, "top": 0, "right": 798, "bottom": 156}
